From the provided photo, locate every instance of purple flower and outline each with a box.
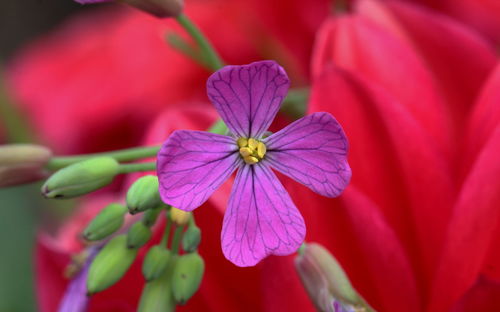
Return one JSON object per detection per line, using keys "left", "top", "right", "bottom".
{"left": 157, "top": 60, "right": 351, "bottom": 266}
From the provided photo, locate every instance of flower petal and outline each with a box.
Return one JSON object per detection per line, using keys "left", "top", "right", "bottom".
{"left": 356, "top": 0, "right": 497, "bottom": 125}
{"left": 429, "top": 124, "right": 500, "bottom": 312}
{"left": 206, "top": 60, "right": 290, "bottom": 138}
{"left": 264, "top": 112, "right": 351, "bottom": 198}
{"left": 157, "top": 130, "right": 241, "bottom": 211}
{"left": 221, "top": 164, "right": 305, "bottom": 267}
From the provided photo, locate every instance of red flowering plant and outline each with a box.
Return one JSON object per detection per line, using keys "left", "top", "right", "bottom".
{"left": 2, "top": 0, "right": 500, "bottom": 311}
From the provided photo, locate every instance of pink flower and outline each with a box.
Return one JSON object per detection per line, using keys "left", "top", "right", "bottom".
{"left": 157, "top": 60, "right": 351, "bottom": 266}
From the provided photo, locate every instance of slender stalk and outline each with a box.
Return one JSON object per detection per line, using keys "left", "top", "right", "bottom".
{"left": 160, "top": 216, "right": 172, "bottom": 248}
{"left": 170, "top": 226, "right": 184, "bottom": 254}
{"left": 118, "top": 162, "right": 156, "bottom": 173}
{"left": 46, "top": 146, "right": 160, "bottom": 170}
{"left": 175, "top": 14, "right": 224, "bottom": 71}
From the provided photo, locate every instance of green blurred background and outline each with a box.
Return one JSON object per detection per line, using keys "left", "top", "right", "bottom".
{"left": 0, "top": 2, "right": 87, "bottom": 311}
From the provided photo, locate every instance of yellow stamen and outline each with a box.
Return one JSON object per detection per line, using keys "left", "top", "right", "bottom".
{"left": 257, "top": 142, "right": 267, "bottom": 159}
{"left": 170, "top": 207, "right": 191, "bottom": 226}
{"left": 237, "top": 138, "right": 248, "bottom": 148}
{"left": 247, "top": 138, "right": 258, "bottom": 150}
{"left": 243, "top": 156, "right": 259, "bottom": 165}
{"left": 237, "top": 137, "right": 267, "bottom": 165}
{"left": 239, "top": 147, "right": 253, "bottom": 157}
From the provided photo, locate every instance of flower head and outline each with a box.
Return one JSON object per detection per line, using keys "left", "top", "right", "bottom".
{"left": 157, "top": 60, "right": 351, "bottom": 266}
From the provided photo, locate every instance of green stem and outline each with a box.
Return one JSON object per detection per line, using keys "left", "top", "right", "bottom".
{"left": 160, "top": 216, "right": 172, "bottom": 248}
{"left": 118, "top": 162, "right": 156, "bottom": 173}
{"left": 46, "top": 146, "right": 161, "bottom": 170}
{"left": 280, "top": 88, "right": 309, "bottom": 120}
{"left": 207, "top": 119, "right": 228, "bottom": 135}
{"left": 170, "top": 225, "right": 184, "bottom": 254}
{"left": 175, "top": 14, "right": 224, "bottom": 71}
{"left": 166, "top": 33, "right": 202, "bottom": 63}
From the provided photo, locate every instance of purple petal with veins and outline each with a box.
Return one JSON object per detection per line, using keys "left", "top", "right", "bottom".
{"left": 207, "top": 60, "right": 290, "bottom": 138}
{"left": 221, "top": 164, "right": 305, "bottom": 267}
{"left": 157, "top": 130, "right": 241, "bottom": 211}
{"left": 264, "top": 112, "right": 351, "bottom": 198}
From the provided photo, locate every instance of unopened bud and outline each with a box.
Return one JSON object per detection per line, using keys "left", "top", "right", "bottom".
{"left": 87, "top": 235, "right": 137, "bottom": 295}
{"left": 182, "top": 225, "right": 201, "bottom": 253}
{"left": 83, "top": 203, "right": 127, "bottom": 241}
{"left": 142, "top": 246, "right": 171, "bottom": 281}
{"left": 42, "top": 157, "right": 119, "bottom": 199}
{"left": 142, "top": 206, "right": 162, "bottom": 227}
{"left": 170, "top": 207, "right": 190, "bottom": 226}
{"left": 127, "top": 175, "right": 163, "bottom": 214}
{"left": 138, "top": 255, "right": 176, "bottom": 312}
{"left": 295, "top": 243, "right": 366, "bottom": 311}
{"left": 119, "top": 0, "right": 183, "bottom": 18}
{"left": 0, "top": 144, "right": 51, "bottom": 187}
{"left": 127, "top": 221, "right": 152, "bottom": 248}
{"left": 171, "top": 252, "right": 204, "bottom": 305}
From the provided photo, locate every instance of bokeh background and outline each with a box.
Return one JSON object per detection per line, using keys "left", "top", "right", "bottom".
{"left": 0, "top": 2, "right": 91, "bottom": 311}
{"left": 1, "top": 1, "right": 500, "bottom": 311}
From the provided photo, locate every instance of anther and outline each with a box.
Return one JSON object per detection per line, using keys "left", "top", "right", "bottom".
{"left": 247, "top": 138, "right": 258, "bottom": 150}
{"left": 237, "top": 138, "right": 248, "bottom": 148}
{"left": 257, "top": 142, "right": 266, "bottom": 159}
{"left": 243, "top": 156, "right": 259, "bottom": 165}
{"left": 239, "top": 147, "right": 253, "bottom": 157}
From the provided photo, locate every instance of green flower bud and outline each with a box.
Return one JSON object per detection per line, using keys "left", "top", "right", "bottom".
{"left": 295, "top": 243, "right": 369, "bottom": 311}
{"left": 142, "top": 246, "right": 171, "bottom": 282}
{"left": 83, "top": 203, "right": 127, "bottom": 241}
{"left": 126, "top": 175, "right": 163, "bottom": 214}
{"left": 42, "top": 157, "right": 119, "bottom": 199}
{"left": 127, "top": 221, "right": 152, "bottom": 249}
{"left": 182, "top": 225, "right": 201, "bottom": 253}
{"left": 0, "top": 144, "right": 51, "bottom": 187}
{"left": 87, "top": 235, "right": 137, "bottom": 295}
{"left": 138, "top": 255, "right": 177, "bottom": 312}
{"left": 141, "top": 206, "right": 162, "bottom": 227}
{"left": 171, "top": 252, "right": 204, "bottom": 305}
{"left": 308, "top": 243, "right": 359, "bottom": 304}
{"left": 120, "top": 0, "right": 184, "bottom": 18}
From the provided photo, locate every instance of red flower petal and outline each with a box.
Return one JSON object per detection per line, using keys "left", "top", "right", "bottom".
{"left": 309, "top": 66, "right": 455, "bottom": 299}
{"left": 356, "top": 0, "right": 497, "bottom": 132}
{"left": 312, "top": 14, "right": 452, "bottom": 157}
{"left": 430, "top": 125, "right": 500, "bottom": 312}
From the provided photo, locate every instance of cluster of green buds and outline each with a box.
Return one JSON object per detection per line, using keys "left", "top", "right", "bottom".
{"left": 75, "top": 175, "right": 205, "bottom": 310}
{"left": 138, "top": 206, "right": 204, "bottom": 311}
{"left": 0, "top": 145, "right": 207, "bottom": 310}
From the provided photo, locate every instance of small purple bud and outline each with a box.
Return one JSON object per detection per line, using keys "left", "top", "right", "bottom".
{"left": 0, "top": 144, "right": 51, "bottom": 187}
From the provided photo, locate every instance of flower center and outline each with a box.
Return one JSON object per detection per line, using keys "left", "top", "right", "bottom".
{"left": 237, "top": 138, "right": 267, "bottom": 165}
